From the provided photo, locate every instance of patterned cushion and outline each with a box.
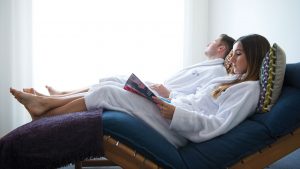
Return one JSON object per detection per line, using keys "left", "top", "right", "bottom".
{"left": 257, "top": 43, "right": 286, "bottom": 112}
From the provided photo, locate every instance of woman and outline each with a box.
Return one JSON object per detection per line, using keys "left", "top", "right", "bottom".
{"left": 10, "top": 34, "right": 270, "bottom": 147}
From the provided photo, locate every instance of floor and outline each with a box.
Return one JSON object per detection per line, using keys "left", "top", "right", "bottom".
{"left": 267, "top": 148, "right": 300, "bottom": 169}
{"left": 60, "top": 148, "right": 300, "bottom": 169}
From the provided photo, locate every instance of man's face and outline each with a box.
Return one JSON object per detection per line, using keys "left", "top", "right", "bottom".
{"left": 204, "top": 37, "right": 223, "bottom": 58}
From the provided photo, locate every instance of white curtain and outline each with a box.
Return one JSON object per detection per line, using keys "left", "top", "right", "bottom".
{"left": 0, "top": 0, "right": 32, "bottom": 137}
{"left": 32, "top": 0, "right": 184, "bottom": 92}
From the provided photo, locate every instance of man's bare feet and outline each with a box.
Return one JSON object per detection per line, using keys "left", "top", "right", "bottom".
{"left": 10, "top": 88, "right": 49, "bottom": 120}
{"left": 23, "top": 88, "right": 46, "bottom": 96}
{"left": 45, "top": 85, "right": 66, "bottom": 95}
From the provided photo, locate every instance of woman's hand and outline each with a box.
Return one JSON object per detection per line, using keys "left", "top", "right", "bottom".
{"left": 150, "top": 84, "right": 170, "bottom": 98}
{"left": 152, "top": 96, "right": 175, "bottom": 120}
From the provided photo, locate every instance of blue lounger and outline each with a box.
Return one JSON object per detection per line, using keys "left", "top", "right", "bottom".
{"left": 76, "top": 62, "right": 300, "bottom": 169}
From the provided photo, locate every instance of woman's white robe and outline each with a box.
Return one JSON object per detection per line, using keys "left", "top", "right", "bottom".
{"left": 84, "top": 75, "right": 260, "bottom": 148}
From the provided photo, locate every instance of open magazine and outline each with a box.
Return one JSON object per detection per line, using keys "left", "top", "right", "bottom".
{"left": 123, "top": 73, "right": 171, "bottom": 103}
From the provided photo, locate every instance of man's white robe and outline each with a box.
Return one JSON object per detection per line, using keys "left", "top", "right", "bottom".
{"left": 164, "top": 58, "right": 227, "bottom": 98}
{"left": 90, "top": 58, "right": 227, "bottom": 97}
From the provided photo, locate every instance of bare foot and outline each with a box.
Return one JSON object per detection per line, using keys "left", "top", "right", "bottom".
{"left": 23, "top": 88, "right": 46, "bottom": 96}
{"left": 10, "top": 88, "right": 49, "bottom": 120}
{"left": 23, "top": 104, "right": 40, "bottom": 120}
{"left": 23, "top": 88, "right": 35, "bottom": 94}
{"left": 45, "top": 85, "right": 66, "bottom": 95}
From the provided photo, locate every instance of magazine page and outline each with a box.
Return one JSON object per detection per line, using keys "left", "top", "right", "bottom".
{"left": 124, "top": 73, "right": 157, "bottom": 102}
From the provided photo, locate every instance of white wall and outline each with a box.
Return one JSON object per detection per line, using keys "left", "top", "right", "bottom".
{"left": 208, "top": 0, "right": 300, "bottom": 63}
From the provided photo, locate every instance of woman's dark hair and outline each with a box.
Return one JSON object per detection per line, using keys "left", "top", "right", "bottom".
{"left": 212, "top": 34, "right": 270, "bottom": 98}
{"left": 236, "top": 34, "right": 270, "bottom": 81}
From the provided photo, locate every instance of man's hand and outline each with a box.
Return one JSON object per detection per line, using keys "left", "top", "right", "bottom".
{"left": 150, "top": 84, "right": 170, "bottom": 98}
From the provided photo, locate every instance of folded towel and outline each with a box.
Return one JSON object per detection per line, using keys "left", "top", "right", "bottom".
{"left": 0, "top": 109, "right": 103, "bottom": 169}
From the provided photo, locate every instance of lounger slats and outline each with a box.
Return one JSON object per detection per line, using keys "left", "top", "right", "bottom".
{"left": 229, "top": 127, "right": 300, "bottom": 169}
{"left": 76, "top": 128, "right": 300, "bottom": 169}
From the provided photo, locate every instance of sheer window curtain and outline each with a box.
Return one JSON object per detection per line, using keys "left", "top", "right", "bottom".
{"left": 31, "top": 0, "right": 209, "bottom": 92}
{"left": 183, "top": 0, "right": 208, "bottom": 66}
{"left": 32, "top": 0, "right": 184, "bottom": 92}
{"left": 0, "top": 0, "right": 32, "bottom": 137}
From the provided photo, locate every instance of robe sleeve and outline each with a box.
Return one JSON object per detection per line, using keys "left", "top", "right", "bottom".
{"left": 169, "top": 90, "right": 186, "bottom": 99}
{"left": 168, "top": 66, "right": 227, "bottom": 99}
{"left": 169, "top": 81, "right": 260, "bottom": 143}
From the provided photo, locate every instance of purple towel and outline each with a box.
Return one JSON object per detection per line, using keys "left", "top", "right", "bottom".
{"left": 0, "top": 109, "right": 103, "bottom": 169}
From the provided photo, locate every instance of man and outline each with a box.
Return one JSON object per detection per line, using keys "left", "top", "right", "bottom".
{"left": 151, "top": 34, "right": 235, "bottom": 98}
{"left": 24, "top": 34, "right": 235, "bottom": 100}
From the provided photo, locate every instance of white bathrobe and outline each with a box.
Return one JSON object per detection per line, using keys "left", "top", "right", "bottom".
{"left": 170, "top": 76, "right": 260, "bottom": 143}
{"left": 164, "top": 58, "right": 227, "bottom": 98}
{"left": 84, "top": 75, "right": 260, "bottom": 148}
{"left": 90, "top": 58, "right": 227, "bottom": 97}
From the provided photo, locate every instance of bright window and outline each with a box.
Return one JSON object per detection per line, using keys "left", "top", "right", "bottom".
{"left": 32, "top": 0, "right": 184, "bottom": 92}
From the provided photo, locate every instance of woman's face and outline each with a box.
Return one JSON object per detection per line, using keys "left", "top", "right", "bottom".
{"left": 230, "top": 42, "right": 248, "bottom": 74}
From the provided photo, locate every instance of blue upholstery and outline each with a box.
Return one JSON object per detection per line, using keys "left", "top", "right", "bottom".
{"left": 251, "top": 87, "right": 300, "bottom": 137}
{"left": 251, "top": 62, "right": 300, "bottom": 137}
{"left": 179, "top": 121, "right": 274, "bottom": 169}
{"left": 283, "top": 62, "right": 300, "bottom": 89}
{"left": 103, "top": 62, "right": 300, "bottom": 169}
{"left": 103, "top": 111, "right": 187, "bottom": 169}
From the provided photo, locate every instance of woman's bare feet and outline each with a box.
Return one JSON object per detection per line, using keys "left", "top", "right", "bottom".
{"left": 45, "top": 85, "right": 66, "bottom": 95}
{"left": 10, "top": 88, "right": 50, "bottom": 120}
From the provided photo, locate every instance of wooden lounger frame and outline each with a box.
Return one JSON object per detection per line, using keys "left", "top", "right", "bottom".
{"left": 75, "top": 127, "right": 300, "bottom": 169}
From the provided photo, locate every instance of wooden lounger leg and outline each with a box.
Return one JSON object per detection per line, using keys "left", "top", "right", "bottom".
{"left": 74, "top": 161, "right": 82, "bottom": 169}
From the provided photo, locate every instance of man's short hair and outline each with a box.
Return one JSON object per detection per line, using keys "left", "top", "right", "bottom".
{"left": 219, "top": 34, "right": 235, "bottom": 57}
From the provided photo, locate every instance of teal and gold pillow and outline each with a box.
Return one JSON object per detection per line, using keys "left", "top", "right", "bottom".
{"left": 257, "top": 43, "right": 286, "bottom": 112}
